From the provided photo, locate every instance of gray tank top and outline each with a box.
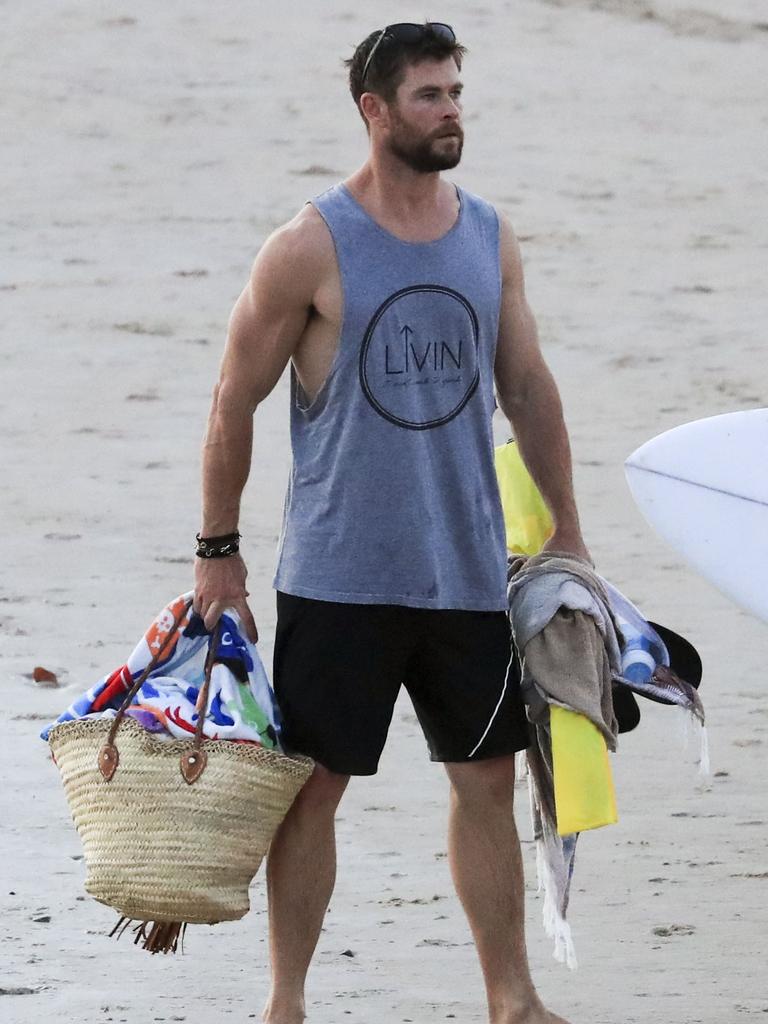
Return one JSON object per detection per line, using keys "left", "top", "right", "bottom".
{"left": 273, "top": 182, "right": 508, "bottom": 610}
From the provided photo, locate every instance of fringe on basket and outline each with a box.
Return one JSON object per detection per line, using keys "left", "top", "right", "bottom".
{"left": 109, "top": 915, "right": 188, "bottom": 954}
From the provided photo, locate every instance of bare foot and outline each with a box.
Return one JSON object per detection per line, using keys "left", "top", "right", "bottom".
{"left": 262, "top": 997, "right": 305, "bottom": 1024}
{"left": 512, "top": 1010, "right": 571, "bottom": 1024}
{"left": 494, "top": 998, "right": 572, "bottom": 1024}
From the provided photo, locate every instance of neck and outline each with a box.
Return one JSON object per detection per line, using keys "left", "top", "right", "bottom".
{"left": 347, "top": 153, "right": 446, "bottom": 217}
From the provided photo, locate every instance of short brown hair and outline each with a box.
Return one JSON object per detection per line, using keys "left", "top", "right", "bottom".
{"left": 345, "top": 24, "right": 467, "bottom": 126}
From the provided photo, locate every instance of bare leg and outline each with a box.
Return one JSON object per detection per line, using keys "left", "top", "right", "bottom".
{"left": 445, "top": 756, "right": 570, "bottom": 1024}
{"left": 262, "top": 763, "right": 350, "bottom": 1024}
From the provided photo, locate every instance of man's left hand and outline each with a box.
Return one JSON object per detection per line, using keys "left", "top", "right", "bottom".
{"left": 541, "top": 529, "right": 593, "bottom": 565}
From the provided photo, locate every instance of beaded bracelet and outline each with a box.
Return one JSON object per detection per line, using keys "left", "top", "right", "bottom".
{"left": 195, "top": 531, "right": 241, "bottom": 559}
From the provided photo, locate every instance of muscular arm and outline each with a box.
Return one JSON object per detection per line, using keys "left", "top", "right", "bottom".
{"left": 194, "top": 210, "right": 327, "bottom": 637}
{"left": 494, "top": 211, "right": 589, "bottom": 559}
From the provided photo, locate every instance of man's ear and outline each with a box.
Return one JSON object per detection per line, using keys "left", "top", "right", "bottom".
{"left": 360, "top": 92, "right": 389, "bottom": 128}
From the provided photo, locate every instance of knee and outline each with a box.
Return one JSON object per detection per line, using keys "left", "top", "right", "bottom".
{"left": 446, "top": 754, "right": 517, "bottom": 807}
{"left": 293, "top": 762, "right": 350, "bottom": 813}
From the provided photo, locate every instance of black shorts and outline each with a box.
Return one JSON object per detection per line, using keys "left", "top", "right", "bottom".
{"left": 273, "top": 591, "right": 530, "bottom": 776}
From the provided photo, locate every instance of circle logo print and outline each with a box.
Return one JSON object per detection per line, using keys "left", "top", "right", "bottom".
{"left": 359, "top": 285, "right": 480, "bottom": 430}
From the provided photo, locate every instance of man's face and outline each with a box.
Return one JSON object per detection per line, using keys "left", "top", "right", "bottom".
{"left": 383, "top": 57, "right": 464, "bottom": 173}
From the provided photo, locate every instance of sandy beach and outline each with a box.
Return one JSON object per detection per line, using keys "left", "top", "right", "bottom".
{"left": 2, "top": 1, "right": 767, "bottom": 1021}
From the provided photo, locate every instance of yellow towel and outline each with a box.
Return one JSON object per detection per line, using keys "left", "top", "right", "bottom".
{"left": 494, "top": 442, "right": 553, "bottom": 555}
{"left": 495, "top": 442, "right": 618, "bottom": 834}
{"left": 551, "top": 706, "right": 618, "bottom": 835}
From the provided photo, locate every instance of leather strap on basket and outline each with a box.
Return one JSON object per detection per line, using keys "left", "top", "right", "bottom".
{"left": 178, "top": 622, "right": 221, "bottom": 785}
{"left": 98, "top": 598, "right": 193, "bottom": 780}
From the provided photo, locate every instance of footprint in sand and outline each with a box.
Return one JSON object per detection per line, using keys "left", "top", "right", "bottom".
{"left": 292, "top": 165, "right": 344, "bottom": 177}
{"left": 125, "top": 392, "right": 160, "bottom": 402}
{"left": 652, "top": 924, "right": 696, "bottom": 937}
{"left": 113, "top": 321, "right": 174, "bottom": 337}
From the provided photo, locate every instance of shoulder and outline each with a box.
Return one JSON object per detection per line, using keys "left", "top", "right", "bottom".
{"left": 458, "top": 188, "right": 523, "bottom": 275}
{"left": 256, "top": 203, "right": 334, "bottom": 271}
{"left": 456, "top": 185, "right": 500, "bottom": 228}
{"left": 249, "top": 202, "right": 335, "bottom": 300}
{"left": 488, "top": 205, "right": 524, "bottom": 288}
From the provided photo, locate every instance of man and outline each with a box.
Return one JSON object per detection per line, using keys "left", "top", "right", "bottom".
{"left": 194, "top": 22, "right": 586, "bottom": 1024}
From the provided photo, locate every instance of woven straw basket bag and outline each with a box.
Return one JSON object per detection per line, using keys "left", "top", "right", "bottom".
{"left": 48, "top": 603, "right": 314, "bottom": 953}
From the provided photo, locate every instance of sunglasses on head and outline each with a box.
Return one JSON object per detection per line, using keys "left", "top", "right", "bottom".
{"left": 360, "top": 22, "right": 456, "bottom": 89}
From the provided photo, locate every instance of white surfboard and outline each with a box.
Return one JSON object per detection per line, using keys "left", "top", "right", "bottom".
{"left": 625, "top": 409, "right": 768, "bottom": 623}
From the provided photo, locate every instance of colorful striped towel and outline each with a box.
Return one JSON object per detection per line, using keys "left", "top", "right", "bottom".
{"left": 40, "top": 592, "right": 281, "bottom": 749}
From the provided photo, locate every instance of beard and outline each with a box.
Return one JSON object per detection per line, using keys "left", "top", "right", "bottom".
{"left": 385, "top": 113, "right": 464, "bottom": 173}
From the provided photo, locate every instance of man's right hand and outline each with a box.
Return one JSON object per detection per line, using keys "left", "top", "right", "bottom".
{"left": 193, "top": 553, "right": 259, "bottom": 644}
